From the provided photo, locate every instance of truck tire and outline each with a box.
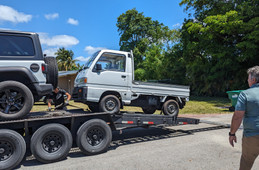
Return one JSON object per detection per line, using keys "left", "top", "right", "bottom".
{"left": 0, "top": 81, "right": 34, "bottom": 120}
{"left": 0, "top": 129, "right": 26, "bottom": 170}
{"left": 30, "top": 123, "right": 72, "bottom": 163}
{"left": 99, "top": 95, "right": 120, "bottom": 114}
{"left": 162, "top": 100, "right": 179, "bottom": 116}
{"left": 44, "top": 57, "right": 58, "bottom": 88}
{"left": 142, "top": 106, "right": 156, "bottom": 114}
{"left": 76, "top": 119, "right": 112, "bottom": 155}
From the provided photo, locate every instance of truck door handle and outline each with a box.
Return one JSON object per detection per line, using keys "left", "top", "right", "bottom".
{"left": 121, "top": 75, "right": 126, "bottom": 78}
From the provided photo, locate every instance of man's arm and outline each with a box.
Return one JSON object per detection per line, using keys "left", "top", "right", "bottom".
{"left": 65, "top": 92, "right": 71, "bottom": 101}
{"left": 229, "top": 110, "right": 245, "bottom": 147}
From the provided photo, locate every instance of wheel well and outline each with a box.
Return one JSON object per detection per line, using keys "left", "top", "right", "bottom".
{"left": 164, "top": 96, "right": 184, "bottom": 109}
{"left": 99, "top": 91, "right": 123, "bottom": 108}
{"left": 0, "top": 73, "right": 37, "bottom": 97}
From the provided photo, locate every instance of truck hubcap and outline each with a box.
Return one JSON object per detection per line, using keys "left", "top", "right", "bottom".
{"left": 105, "top": 99, "right": 116, "bottom": 111}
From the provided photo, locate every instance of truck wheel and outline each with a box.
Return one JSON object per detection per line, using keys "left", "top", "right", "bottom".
{"left": 142, "top": 106, "right": 156, "bottom": 114}
{"left": 0, "top": 81, "right": 34, "bottom": 120}
{"left": 0, "top": 129, "right": 26, "bottom": 170}
{"left": 30, "top": 123, "right": 72, "bottom": 163}
{"left": 76, "top": 119, "right": 112, "bottom": 155}
{"left": 44, "top": 56, "right": 58, "bottom": 88}
{"left": 99, "top": 95, "right": 120, "bottom": 114}
{"left": 162, "top": 100, "right": 179, "bottom": 116}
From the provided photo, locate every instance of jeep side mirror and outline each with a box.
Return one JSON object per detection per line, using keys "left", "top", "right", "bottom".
{"left": 96, "top": 64, "right": 102, "bottom": 71}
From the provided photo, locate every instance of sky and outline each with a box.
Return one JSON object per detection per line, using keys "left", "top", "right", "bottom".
{"left": 0, "top": 0, "right": 189, "bottom": 65}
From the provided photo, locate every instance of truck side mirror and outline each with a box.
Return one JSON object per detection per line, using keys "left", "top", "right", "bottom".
{"left": 96, "top": 64, "right": 102, "bottom": 71}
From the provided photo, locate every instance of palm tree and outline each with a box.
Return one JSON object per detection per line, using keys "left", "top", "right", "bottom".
{"left": 55, "top": 47, "right": 78, "bottom": 71}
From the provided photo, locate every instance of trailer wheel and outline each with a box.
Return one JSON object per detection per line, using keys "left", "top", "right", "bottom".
{"left": 0, "top": 129, "right": 26, "bottom": 170}
{"left": 142, "top": 106, "right": 156, "bottom": 114}
{"left": 30, "top": 123, "right": 72, "bottom": 163}
{"left": 76, "top": 119, "right": 112, "bottom": 155}
{"left": 162, "top": 100, "right": 179, "bottom": 116}
{"left": 99, "top": 95, "right": 120, "bottom": 114}
{"left": 0, "top": 81, "right": 34, "bottom": 120}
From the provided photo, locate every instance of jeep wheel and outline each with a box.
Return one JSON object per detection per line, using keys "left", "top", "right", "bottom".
{"left": 44, "top": 56, "right": 58, "bottom": 88}
{"left": 0, "top": 81, "right": 34, "bottom": 120}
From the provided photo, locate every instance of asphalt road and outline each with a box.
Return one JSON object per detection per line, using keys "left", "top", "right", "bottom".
{"left": 18, "top": 114, "right": 259, "bottom": 170}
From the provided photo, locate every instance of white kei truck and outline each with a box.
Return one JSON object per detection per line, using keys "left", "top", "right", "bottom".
{"left": 73, "top": 50, "right": 190, "bottom": 116}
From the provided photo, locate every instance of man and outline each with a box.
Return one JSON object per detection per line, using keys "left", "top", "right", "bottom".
{"left": 48, "top": 87, "right": 71, "bottom": 111}
{"left": 229, "top": 66, "right": 259, "bottom": 170}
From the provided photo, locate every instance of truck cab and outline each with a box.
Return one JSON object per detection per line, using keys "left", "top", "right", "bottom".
{"left": 73, "top": 50, "right": 189, "bottom": 116}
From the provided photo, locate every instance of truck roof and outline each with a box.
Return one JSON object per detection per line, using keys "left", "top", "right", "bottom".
{"left": 100, "top": 49, "right": 130, "bottom": 55}
{"left": 0, "top": 29, "right": 37, "bottom": 36}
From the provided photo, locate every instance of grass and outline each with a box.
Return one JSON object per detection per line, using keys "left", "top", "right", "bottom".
{"left": 32, "top": 96, "right": 232, "bottom": 114}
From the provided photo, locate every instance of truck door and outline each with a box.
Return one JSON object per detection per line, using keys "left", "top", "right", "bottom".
{"left": 90, "top": 52, "right": 130, "bottom": 100}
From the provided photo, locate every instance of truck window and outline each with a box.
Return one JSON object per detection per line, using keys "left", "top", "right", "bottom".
{"left": 95, "top": 52, "right": 126, "bottom": 72}
{"left": 84, "top": 51, "right": 100, "bottom": 69}
{"left": 0, "top": 35, "right": 35, "bottom": 57}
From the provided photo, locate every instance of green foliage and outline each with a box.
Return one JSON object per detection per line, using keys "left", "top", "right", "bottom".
{"left": 117, "top": 8, "right": 179, "bottom": 81}
{"left": 117, "top": 8, "right": 175, "bottom": 72}
{"left": 117, "top": 1, "right": 259, "bottom": 96}
{"left": 55, "top": 47, "right": 81, "bottom": 71}
{"left": 179, "top": 0, "right": 259, "bottom": 96}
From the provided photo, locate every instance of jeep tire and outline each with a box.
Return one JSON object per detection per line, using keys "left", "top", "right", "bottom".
{"left": 0, "top": 81, "right": 34, "bottom": 120}
{"left": 44, "top": 57, "right": 58, "bottom": 88}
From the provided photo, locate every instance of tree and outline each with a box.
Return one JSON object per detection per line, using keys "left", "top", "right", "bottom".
{"left": 55, "top": 47, "right": 79, "bottom": 71}
{"left": 117, "top": 9, "right": 179, "bottom": 81}
{"left": 117, "top": 8, "right": 174, "bottom": 70}
{"left": 179, "top": 0, "right": 259, "bottom": 96}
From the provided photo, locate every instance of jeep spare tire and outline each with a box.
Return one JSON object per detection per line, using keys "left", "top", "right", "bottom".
{"left": 44, "top": 56, "right": 58, "bottom": 88}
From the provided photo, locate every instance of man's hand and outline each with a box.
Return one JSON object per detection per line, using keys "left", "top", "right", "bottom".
{"left": 229, "top": 136, "right": 237, "bottom": 147}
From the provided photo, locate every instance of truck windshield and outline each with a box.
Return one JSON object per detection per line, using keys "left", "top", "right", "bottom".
{"left": 84, "top": 51, "right": 100, "bottom": 69}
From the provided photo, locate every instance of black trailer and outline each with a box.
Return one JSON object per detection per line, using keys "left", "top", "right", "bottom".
{"left": 0, "top": 109, "right": 199, "bottom": 170}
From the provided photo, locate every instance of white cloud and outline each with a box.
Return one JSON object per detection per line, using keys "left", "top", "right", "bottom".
{"left": 75, "top": 56, "right": 90, "bottom": 62}
{"left": 67, "top": 18, "right": 79, "bottom": 26}
{"left": 84, "top": 46, "right": 107, "bottom": 55}
{"left": 172, "top": 23, "right": 181, "bottom": 28}
{"left": 45, "top": 13, "right": 59, "bottom": 20}
{"left": 0, "top": 5, "right": 32, "bottom": 23}
{"left": 43, "top": 48, "right": 58, "bottom": 57}
{"left": 39, "top": 33, "right": 79, "bottom": 47}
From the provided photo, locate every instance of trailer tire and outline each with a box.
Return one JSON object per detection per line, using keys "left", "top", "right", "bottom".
{"left": 99, "top": 95, "right": 120, "bottom": 114}
{"left": 0, "top": 129, "right": 26, "bottom": 170}
{"left": 142, "top": 106, "right": 156, "bottom": 114}
{"left": 76, "top": 119, "right": 112, "bottom": 155}
{"left": 0, "top": 81, "right": 34, "bottom": 120}
{"left": 30, "top": 123, "right": 72, "bottom": 163}
{"left": 162, "top": 100, "right": 179, "bottom": 116}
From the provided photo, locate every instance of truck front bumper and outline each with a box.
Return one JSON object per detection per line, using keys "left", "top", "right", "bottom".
{"left": 72, "top": 87, "right": 88, "bottom": 103}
